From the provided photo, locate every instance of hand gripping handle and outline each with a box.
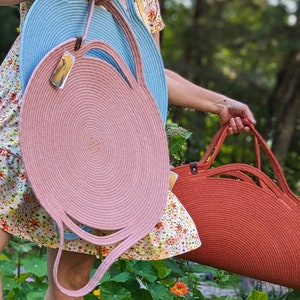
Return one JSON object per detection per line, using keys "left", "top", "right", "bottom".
{"left": 198, "top": 119, "right": 298, "bottom": 201}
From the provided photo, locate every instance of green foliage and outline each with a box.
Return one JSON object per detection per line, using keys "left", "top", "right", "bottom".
{"left": 1, "top": 238, "right": 48, "bottom": 299}
{"left": 2, "top": 238, "right": 297, "bottom": 299}
{"left": 286, "top": 290, "right": 300, "bottom": 300}
{"left": 0, "top": 5, "right": 19, "bottom": 62}
{"left": 247, "top": 290, "right": 270, "bottom": 300}
{"left": 166, "top": 121, "right": 192, "bottom": 166}
{"left": 161, "top": 0, "right": 300, "bottom": 194}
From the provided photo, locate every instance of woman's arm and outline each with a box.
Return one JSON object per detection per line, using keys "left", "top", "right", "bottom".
{"left": 0, "top": 0, "right": 23, "bottom": 6}
{"left": 152, "top": 32, "right": 256, "bottom": 134}
{"left": 165, "top": 69, "right": 256, "bottom": 133}
{"left": 166, "top": 69, "right": 225, "bottom": 114}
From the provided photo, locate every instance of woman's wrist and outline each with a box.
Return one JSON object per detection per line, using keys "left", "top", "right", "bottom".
{"left": 214, "top": 98, "right": 229, "bottom": 114}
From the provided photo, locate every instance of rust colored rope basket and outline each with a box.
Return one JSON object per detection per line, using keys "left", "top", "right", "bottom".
{"left": 172, "top": 120, "right": 300, "bottom": 290}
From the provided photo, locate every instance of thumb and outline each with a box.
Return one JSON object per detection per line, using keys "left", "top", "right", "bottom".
{"left": 243, "top": 109, "right": 256, "bottom": 124}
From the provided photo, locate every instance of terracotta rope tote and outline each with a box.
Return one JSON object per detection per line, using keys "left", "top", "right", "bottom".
{"left": 172, "top": 119, "right": 300, "bottom": 290}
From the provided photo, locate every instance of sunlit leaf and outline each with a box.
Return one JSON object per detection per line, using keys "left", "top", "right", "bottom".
{"left": 0, "top": 261, "right": 15, "bottom": 276}
{"left": 151, "top": 260, "right": 173, "bottom": 279}
{"left": 131, "top": 261, "right": 158, "bottom": 283}
{"left": 247, "top": 290, "right": 268, "bottom": 300}
{"left": 147, "top": 282, "right": 170, "bottom": 300}
{"left": 26, "top": 290, "right": 47, "bottom": 300}
{"left": 100, "top": 282, "right": 131, "bottom": 300}
{"left": 2, "top": 277, "right": 19, "bottom": 290}
{"left": 22, "top": 257, "right": 47, "bottom": 277}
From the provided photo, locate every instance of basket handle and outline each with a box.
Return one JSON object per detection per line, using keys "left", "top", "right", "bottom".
{"left": 78, "top": 0, "right": 146, "bottom": 86}
{"left": 199, "top": 120, "right": 260, "bottom": 169}
{"left": 198, "top": 119, "right": 296, "bottom": 198}
{"left": 53, "top": 218, "right": 139, "bottom": 297}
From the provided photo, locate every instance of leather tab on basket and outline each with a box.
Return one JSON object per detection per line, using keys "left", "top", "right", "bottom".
{"left": 95, "top": 0, "right": 112, "bottom": 6}
{"left": 50, "top": 51, "right": 75, "bottom": 89}
{"left": 190, "top": 162, "right": 198, "bottom": 174}
{"left": 74, "top": 36, "right": 83, "bottom": 51}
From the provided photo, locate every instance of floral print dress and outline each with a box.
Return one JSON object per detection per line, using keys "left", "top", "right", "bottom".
{"left": 0, "top": 0, "right": 201, "bottom": 260}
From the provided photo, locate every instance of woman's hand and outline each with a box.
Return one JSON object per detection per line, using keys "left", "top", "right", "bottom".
{"left": 216, "top": 98, "right": 256, "bottom": 134}
{"left": 165, "top": 69, "right": 256, "bottom": 134}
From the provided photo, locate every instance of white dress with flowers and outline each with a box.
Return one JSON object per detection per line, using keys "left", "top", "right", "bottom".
{"left": 0, "top": 0, "right": 201, "bottom": 260}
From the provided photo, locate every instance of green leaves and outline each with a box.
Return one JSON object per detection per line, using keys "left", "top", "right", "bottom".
{"left": 287, "top": 290, "right": 300, "bottom": 300}
{"left": 166, "top": 122, "right": 192, "bottom": 166}
{"left": 146, "top": 282, "right": 170, "bottom": 300}
{"left": 247, "top": 290, "right": 268, "bottom": 300}
{"left": 2, "top": 276, "right": 19, "bottom": 291}
{"left": 0, "top": 239, "right": 48, "bottom": 299}
{"left": 130, "top": 261, "right": 158, "bottom": 282}
{"left": 22, "top": 257, "right": 47, "bottom": 277}
{"left": 100, "top": 282, "right": 131, "bottom": 300}
{"left": 0, "top": 260, "right": 15, "bottom": 276}
{"left": 152, "top": 260, "right": 173, "bottom": 279}
{"left": 131, "top": 289, "right": 153, "bottom": 300}
{"left": 1, "top": 237, "right": 295, "bottom": 300}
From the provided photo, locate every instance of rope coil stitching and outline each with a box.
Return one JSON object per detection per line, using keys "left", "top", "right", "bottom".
{"left": 20, "top": 0, "right": 169, "bottom": 296}
{"left": 173, "top": 119, "right": 300, "bottom": 290}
